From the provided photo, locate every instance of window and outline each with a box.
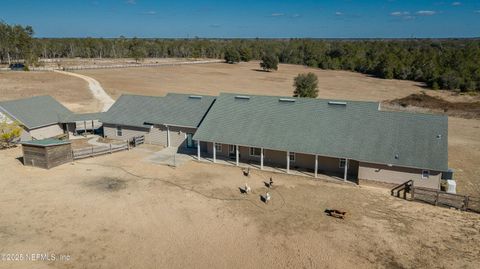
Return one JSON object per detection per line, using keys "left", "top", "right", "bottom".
{"left": 339, "top": 159, "right": 347, "bottom": 168}
{"left": 215, "top": 143, "right": 222, "bottom": 152}
{"left": 422, "top": 170, "right": 430, "bottom": 179}
{"left": 249, "top": 147, "right": 261, "bottom": 157}
{"left": 116, "top": 126, "right": 123, "bottom": 136}
{"left": 229, "top": 145, "right": 235, "bottom": 153}
{"left": 289, "top": 152, "right": 295, "bottom": 162}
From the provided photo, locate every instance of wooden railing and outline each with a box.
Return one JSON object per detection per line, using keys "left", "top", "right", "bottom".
{"left": 72, "top": 143, "right": 128, "bottom": 160}
{"left": 391, "top": 181, "right": 480, "bottom": 213}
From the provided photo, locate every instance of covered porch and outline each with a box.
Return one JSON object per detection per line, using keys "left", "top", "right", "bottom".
{"left": 195, "top": 140, "right": 358, "bottom": 183}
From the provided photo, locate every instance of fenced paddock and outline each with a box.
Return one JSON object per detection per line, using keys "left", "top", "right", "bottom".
{"left": 72, "top": 142, "right": 128, "bottom": 160}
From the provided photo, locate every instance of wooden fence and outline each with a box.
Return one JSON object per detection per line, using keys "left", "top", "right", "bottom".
{"left": 72, "top": 143, "right": 128, "bottom": 160}
{"left": 392, "top": 182, "right": 480, "bottom": 213}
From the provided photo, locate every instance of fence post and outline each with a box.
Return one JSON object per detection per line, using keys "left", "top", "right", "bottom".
{"left": 464, "top": 196, "right": 470, "bottom": 211}
{"left": 411, "top": 186, "right": 415, "bottom": 200}
{"left": 435, "top": 191, "right": 439, "bottom": 206}
{"left": 109, "top": 143, "right": 112, "bottom": 154}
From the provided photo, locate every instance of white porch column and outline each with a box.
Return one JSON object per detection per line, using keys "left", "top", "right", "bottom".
{"left": 286, "top": 151, "right": 290, "bottom": 174}
{"left": 314, "top": 155, "right": 318, "bottom": 178}
{"left": 343, "top": 158, "right": 348, "bottom": 182}
{"left": 260, "top": 148, "right": 264, "bottom": 170}
{"left": 197, "top": 140, "right": 201, "bottom": 160}
{"left": 166, "top": 125, "right": 171, "bottom": 147}
{"left": 235, "top": 145, "right": 239, "bottom": 166}
{"left": 213, "top": 142, "right": 216, "bottom": 163}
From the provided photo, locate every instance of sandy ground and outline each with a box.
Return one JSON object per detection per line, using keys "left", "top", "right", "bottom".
{"left": 0, "top": 146, "right": 479, "bottom": 269}
{"left": 0, "top": 71, "right": 100, "bottom": 113}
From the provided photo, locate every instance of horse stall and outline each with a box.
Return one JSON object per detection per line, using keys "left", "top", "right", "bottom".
{"left": 21, "top": 139, "right": 73, "bottom": 169}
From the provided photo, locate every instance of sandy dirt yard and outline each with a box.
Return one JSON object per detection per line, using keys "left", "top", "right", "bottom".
{"left": 0, "top": 71, "right": 100, "bottom": 113}
{"left": 0, "top": 146, "right": 479, "bottom": 269}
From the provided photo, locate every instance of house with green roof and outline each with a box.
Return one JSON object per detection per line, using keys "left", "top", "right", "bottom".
{"left": 193, "top": 93, "right": 448, "bottom": 189}
{"left": 0, "top": 96, "right": 73, "bottom": 141}
{"left": 102, "top": 93, "right": 216, "bottom": 148}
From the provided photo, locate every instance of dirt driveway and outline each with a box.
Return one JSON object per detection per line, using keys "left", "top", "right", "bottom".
{"left": 0, "top": 146, "right": 479, "bottom": 268}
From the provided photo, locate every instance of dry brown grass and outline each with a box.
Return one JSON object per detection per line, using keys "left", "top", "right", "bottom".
{"left": 0, "top": 147, "right": 479, "bottom": 268}
{"left": 0, "top": 71, "right": 100, "bottom": 112}
{"left": 76, "top": 61, "right": 426, "bottom": 100}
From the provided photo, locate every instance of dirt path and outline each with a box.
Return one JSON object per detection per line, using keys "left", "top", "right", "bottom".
{"left": 54, "top": 70, "right": 114, "bottom": 112}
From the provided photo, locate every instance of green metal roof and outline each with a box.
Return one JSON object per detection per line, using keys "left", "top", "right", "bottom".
{"left": 193, "top": 93, "right": 448, "bottom": 172}
{"left": 102, "top": 93, "right": 216, "bottom": 128}
{"left": 21, "top": 138, "right": 70, "bottom": 147}
{"left": 0, "top": 96, "right": 72, "bottom": 129}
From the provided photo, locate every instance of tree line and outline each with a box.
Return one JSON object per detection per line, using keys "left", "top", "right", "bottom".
{"left": 1, "top": 21, "right": 479, "bottom": 92}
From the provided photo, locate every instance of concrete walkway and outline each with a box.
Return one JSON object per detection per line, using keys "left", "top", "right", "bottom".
{"left": 146, "top": 147, "right": 196, "bottom": 167}
{"left": 54, "top": 70, "right": 114, "bottom": 111}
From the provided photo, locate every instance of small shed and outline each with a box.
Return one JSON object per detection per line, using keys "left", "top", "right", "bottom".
{"left": 21, "top": 138, "right": 73, "bottom": 169}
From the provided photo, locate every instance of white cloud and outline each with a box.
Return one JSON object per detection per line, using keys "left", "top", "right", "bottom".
{"left": 126, "top": 0, "right": 136, "bottom": 4}
{"left": 291, "top": 13, "right": 301, "bottom": 18}
{"left": 141, "top": 11, "right": 157, "bottom": 15}
{"left": 475, "top": 10, "right": 480, "bottom": 14}
{"left": 451, "top": 2, "right": 461, "bottom": 6}
{"left": 390, "top": 11, "right": 410, "bottom": 16}
{"left": 335, "top": 11, "right": 344, "bottom": 16}
{"left": 416, "top": 10, "right": 437, "bottom": 16}
{"left": 270, "top": 13, "right": 285, "bottom": 17}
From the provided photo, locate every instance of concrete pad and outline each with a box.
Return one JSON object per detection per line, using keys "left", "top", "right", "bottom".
{"left": 146, "top": 146, "right": 195, "bottom": 167}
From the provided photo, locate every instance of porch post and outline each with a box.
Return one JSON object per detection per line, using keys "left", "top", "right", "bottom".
{"left": 197, "top": 140, "right": 201, "bottom": 160}
{"left": 260, "top": 148, "right": 264, "bottom": 170}
{"left": 314, "top": 154, "right": 318, "bottom": 178}
{"left": 65, "top": 123, "right": 70, "bottom": 139}
{"left": 213, "top": 142, "right": 216, "bottom": 163}
{"left": 235, "top": 145, "right": 239, "bottom": 166}
{"left": 286, "top": 151, "right": 290, "bottom": 174}
{"left": 343, "top": 158, "right": 348, "bottom": 182}
{"left": 166, "top": 125, "right": 170, "bottom": 147}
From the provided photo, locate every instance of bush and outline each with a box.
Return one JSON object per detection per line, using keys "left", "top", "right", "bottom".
{"left": 224, "top": 48, "right": 241, "bottom": 64}
{"left": 293, "top": 73, "right": 319, "bottom": 98}
{"left": 260, "top": 53, "right": 278, "bottom": 71}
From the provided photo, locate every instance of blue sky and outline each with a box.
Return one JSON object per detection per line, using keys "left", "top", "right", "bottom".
{"left": 1, "top": 0, "right": 479, "bottom": 38}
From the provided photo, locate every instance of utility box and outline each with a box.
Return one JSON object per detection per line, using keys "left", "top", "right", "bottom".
{"left": 446, "top": 180, "right": 457, "bottom": 194}
{"left": 21, "top": 138, "right": 72, "bottom": 169}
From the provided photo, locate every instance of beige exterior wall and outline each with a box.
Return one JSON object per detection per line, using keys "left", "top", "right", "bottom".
{"left": 104, "top": 123, "right": 150, "bottom": 142}
{"left": 104, "top": 123, "right": 197, "bottom": 148}
{"left": 169, "top": 126, "right": 197, "bottom": 148}
{"left": 358, "top": 162, "right": 441, "bottom": 189}
{"left": 29, "top": 124, "right": 64, "bottom": 140}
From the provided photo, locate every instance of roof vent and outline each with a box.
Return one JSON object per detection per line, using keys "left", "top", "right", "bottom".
{"left": 394, "top": 154, "right": 399, "bottom": 160}
{"left": 189, "top": 95, "right": 202, "bottom": 99}
{"left": 235, "top": 95, "right": 250, "bottom": 100}
{"left": 279, "top": 98, "right": 296, "bottom": 103}
{"left": 328, "top": 101, "right": 347, "bottom": 106}
{"left": 436, "top": 134, "right": 442, "bottom": 139}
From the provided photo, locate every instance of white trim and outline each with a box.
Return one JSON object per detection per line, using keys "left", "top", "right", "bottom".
{"left": 215, "top": 143, "right": 222, "bottom": 152}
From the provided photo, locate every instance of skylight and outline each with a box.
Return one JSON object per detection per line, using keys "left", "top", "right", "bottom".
{"left": 234, "top": 95, "right": 250, "bottom": 100}
{"left": 279, "top": 98, "right": 296, "bottom": 103}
